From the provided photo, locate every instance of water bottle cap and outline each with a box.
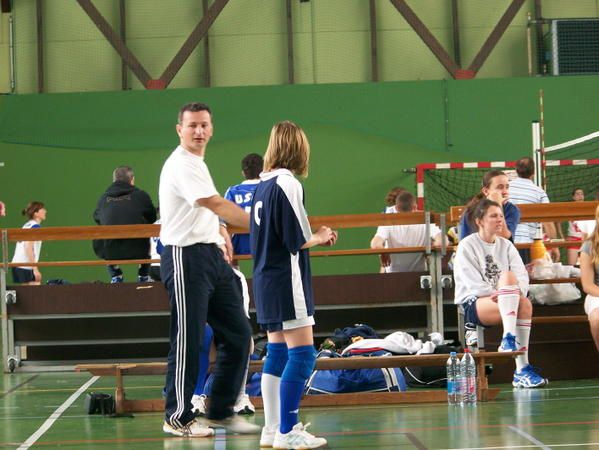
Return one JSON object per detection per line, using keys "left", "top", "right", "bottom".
{"left": 450, "top": 352, "right": 456, "bottom": 356}
{"left": 464, "top": 348, "right": 471, "bottom": 353}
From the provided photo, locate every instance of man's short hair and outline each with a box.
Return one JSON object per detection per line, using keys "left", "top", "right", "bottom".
{"left": 241, "top": 153, "right": 263, "bottom": 180}
{"left": 113, "top": 166, "right": 134, "bottom": 183}
{"left": 515, "top": 157, "right": 535, "bottom": 178}
{"left": 395, "top": 191, "right": 416, "bottom": 213}
{"left": 178, "top": 102, "right": 212, "bottom": 124}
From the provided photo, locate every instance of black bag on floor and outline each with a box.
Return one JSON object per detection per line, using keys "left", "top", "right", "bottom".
{"left": 84, "top": 392, "right": 115, "bottom": 415}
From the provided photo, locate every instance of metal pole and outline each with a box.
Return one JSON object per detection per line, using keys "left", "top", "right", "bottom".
{"left": 369, "top": 0, "right": 378, "bottom": 82}
{"left": 36, "top": 0, "right": 44, "bottom": 93}
{"left": 286, "top": 0, "right": 294, "bottom": 84}
{"left": 119, "top": 0, "right": 128, "bottom": 90}
{"left": 534, "top": 0, "right": 545, "bottom": 74}
{"left": 451, "top": 0, "right": 461, "bottom": 67}
{"left": 202, "top": 0, "right": 212, "bottom": 87}
{"left": 526, "top": 12, "right": 533, "bottom": 76}
{"left": 8, "top": 13, "right": 15, "bottom": 92}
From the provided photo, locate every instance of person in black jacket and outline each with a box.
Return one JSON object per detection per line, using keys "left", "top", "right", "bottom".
{"left": 93, "top": 166, "right": 157, "bottom": 283}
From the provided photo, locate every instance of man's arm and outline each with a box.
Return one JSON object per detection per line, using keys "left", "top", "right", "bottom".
{"left": 198, "top": 195, "right": 250, "bottom": 229}
{"left": 141, "top": 191, "right": 157, "bottom": 223}
{"left": 370, "top": 235, "right": 390, "bottom": 268}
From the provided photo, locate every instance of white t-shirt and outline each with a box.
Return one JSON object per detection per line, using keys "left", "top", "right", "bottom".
{"left": 453, "top": 233, "right": 529, "bottom": 304}
{"left": 576, "top": 220, "right": 596, "bottom": 237}
{"left": 12, "top": 220, "right": 42, "bottom": 269}
{"left": 159, "top": 146, "right": 224, "bottom": 247}
{"left": 375, "top": 223, "right": 441, "bottom": 272}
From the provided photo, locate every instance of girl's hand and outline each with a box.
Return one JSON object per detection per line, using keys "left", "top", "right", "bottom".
{"left": 487, "top": 191, "right": 505, "bottom": 205}
{"left": 314, "top": 226, "right": 336, "bottom": 246}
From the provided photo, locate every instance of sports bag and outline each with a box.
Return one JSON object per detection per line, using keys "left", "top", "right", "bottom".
{"left": 305, "top": 350, "right": 407, "bottom": 394}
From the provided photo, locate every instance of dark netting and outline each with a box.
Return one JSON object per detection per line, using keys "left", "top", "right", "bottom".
{"left": 423, "top": 167, "right": 492, "bottom": 213}
{"left": 545, "top": 164, "right": 599, "bottom": 202}
{"left": 544, "top": 133, "right": 599, "bottom": 201}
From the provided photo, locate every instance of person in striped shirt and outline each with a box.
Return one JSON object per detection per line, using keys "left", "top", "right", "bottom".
{"left": 508, "top": 157, "right": 560, "bottom": 263}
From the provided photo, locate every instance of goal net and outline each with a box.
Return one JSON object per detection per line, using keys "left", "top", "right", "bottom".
{"left": 541, "top": 131, "right": 599, "bottom": 202}
{"left": 417, "top": 131, "right": 599, "bottom": 212}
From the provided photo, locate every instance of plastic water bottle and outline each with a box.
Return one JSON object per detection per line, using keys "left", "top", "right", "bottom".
{"left": 446, "top": 352, "right": 460, "bottom": 405}
{"left": 460, "top": 349, "right": 477, "bottom": 405}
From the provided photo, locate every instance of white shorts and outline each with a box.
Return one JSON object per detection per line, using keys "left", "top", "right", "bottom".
{"left": 584, "top": 294, "right": 599, "bottom": 317}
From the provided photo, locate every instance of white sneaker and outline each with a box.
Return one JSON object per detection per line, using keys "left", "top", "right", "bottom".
{"left": 191, "top": 394, "right": 207, "bottom": 416}
{"left": 465, "top": 330, "right": 478, "bottom": 347}
{"left": 234, "top": 393, "right": 256, "bottom": 415}
{"left": 272, "top": 422, "right": 327, "bottom": 449}
{"left": 203, "top": 415, "right": 261, "bottom": 434}
{"left": 163, "top": 418, "right": 214, "bottom": 437}
{"left": 260, "top": 425, "right": 277, "bottom": 447}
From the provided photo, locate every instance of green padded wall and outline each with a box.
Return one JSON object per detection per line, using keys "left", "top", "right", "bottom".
{"left": 1, "top": 75, "right": 599, "bottom": 282}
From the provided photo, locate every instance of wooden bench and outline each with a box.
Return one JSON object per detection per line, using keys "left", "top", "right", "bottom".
{"left": 77, "top": 351, "right": 522, "bottom": 413}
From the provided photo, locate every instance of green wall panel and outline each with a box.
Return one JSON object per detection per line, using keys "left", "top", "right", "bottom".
{"left": 1, "top": 75, "right": 599, "bottom": 281}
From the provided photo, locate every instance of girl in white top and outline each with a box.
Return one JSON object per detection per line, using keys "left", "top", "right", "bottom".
{"left": 580, "top": 204, "right": 599, "bottom": 353}
{"left": 453, "top": 198, "right": 547, "bottom": 388}
{"left": 11, "top": 201, "right": 47, "bottom": 285}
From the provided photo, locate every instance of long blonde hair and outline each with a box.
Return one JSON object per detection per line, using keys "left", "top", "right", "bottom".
{"left": 591, "top": 205, "right": 599, "bottom": 265}
{"left": 263, "top": 121, "right": 310, "bottom": 177}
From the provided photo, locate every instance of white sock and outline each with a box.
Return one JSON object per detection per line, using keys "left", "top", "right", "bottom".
{"left": 497, "top": 285, "right": 520, "bottom": 338}
{"left": 261, "top": 373, "right": 281, "bottom": 430}
{"left": 236, "top": 355, "right": 250, "bottom": 404}
{"left": 515, "top": 319, "right": 531, "bottom": 372}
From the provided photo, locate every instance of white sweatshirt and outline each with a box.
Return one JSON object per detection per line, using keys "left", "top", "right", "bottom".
{"left": 453, "top": 233, "right": 529, "bottom": 304}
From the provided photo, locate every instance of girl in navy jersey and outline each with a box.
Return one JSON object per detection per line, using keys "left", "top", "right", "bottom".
{"left": 12, "top": 201, "right": 46, "bottom": 285}
{"left": 250, "top": 121, "right": 336, "bottom": 449}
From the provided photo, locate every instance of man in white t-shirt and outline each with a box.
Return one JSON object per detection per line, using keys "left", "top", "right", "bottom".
{"left": 159, "top": 102, "right": 259, "bottom": 438}
{"left": 370, "top": 191, "right": 441, "bottom": 272}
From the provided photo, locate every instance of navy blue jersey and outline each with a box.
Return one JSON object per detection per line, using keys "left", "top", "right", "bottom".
{"left": 250, "top": 169, "right": 314, "bottom": 325}
{"left": 224, "top": 180, "right": 259, "bottom": 255}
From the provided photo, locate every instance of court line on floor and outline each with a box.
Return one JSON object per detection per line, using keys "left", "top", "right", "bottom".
{"left": 16, "top": 376, "right": 99, "bottom": 450}
{"left": 507, "top": 425, "right": 550, "bottom": 450}
{"left": 214, "top": 429, "right": 226, "bottom": 450}
{"left": 6, "top": 418, "right": 599, "bottom": 448}
{"left": 405, "top": 432, "right": 428, "bottom": 450}
{"left": 441, "top": 443, "right": 599, "bottom": 450}
{"left": 0, "top": 375, "right": 38, "bottom": 398}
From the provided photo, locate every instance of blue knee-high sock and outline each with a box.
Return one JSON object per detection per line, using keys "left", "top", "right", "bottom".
{"left": 280, "top": 345, "right": 316, "bottom": 434}
{"left": 262, "top": 342, "right": 288, "bottom": 430}
{"left": 193, "top": 324, "right": 213, "bottom": 396}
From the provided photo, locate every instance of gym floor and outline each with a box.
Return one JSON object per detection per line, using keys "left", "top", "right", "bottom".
{"left": 3, "top": 372, "right": 599, "bottom": 449}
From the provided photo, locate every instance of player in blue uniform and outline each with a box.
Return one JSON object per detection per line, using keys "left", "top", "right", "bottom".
{"left": 224, "top": 153, "right": 263, "bottom": 264}
{"left": 251, "top": 121, "right": 337, "bottom": 449}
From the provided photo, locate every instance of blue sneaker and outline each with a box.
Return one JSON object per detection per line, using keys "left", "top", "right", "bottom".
{"left": 110, "top": 275, "right": 123, "bottom": 284}
{"left": 513, "top": 365, "right": 548, "bottom": 388}
{"left": 498, "top": 333, "right": 517, "bottom": 352}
